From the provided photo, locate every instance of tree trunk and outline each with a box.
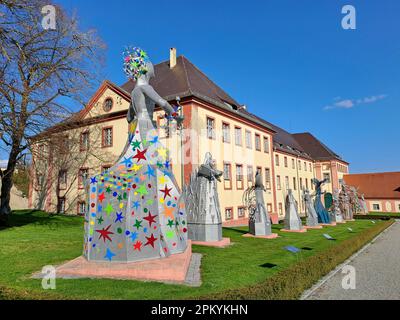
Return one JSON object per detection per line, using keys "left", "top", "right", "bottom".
{"left": 0, "top": 145, "right": 19, "bottom": 226}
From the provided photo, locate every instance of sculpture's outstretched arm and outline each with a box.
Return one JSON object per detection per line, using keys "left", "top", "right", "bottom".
{"left": 142, "top": 85, "right": 174, "bottom": 115}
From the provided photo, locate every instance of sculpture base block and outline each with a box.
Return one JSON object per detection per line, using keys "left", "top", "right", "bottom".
{"left": 281, "top": 228, "right": 307, "bottom": 233}
{"left": 304, "top": 225, "right": 323, "bottom": 229}
{"left": 50, "top": 241, "right": 192, "bottom": 284}
{"left": 336, "top": 221, "right": 347, "bottom": 224}
{"left": 187, "top": 223, "right": 222, "bottom": 242}
{"left": 192, "top": 237, "right": 231, "bottom": 248}
{"left": 321, "top": 223, "right": 336, "bottom": 226}
{"left": 243, "top": 233, "right": 279, "bottom": 239}
{"left": 345, "top": 219, "right": 356, "bottom": 222}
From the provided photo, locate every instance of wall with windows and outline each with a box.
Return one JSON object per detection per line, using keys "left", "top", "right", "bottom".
{"left": 272, "top": 151, "right": 315, "bottom": 217}
{"left": 366, "top": 199, "right": 400, "bottom": 213}
{"left": 315, "top": 160, "right": 349, "bottom": 195}
{"left": 196, "top": 103, "right": 275, "bottom": 222}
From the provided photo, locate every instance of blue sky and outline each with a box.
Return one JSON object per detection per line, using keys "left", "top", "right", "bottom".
{"left": 9, "top": 0, "right": 400, "bottom": 173}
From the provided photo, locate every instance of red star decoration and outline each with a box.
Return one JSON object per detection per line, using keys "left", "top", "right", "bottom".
{"left": 133, "top": 149, "right": 147, "bottom": 163}
{"left": 133, "top": 240, "right": 142, "bottom": 251}
{"left": 159, "top": 184, "right": 172, "bottom": 199}
{"left": 143, "top": 212, "right": 157, "bottom": 227}
{"left": 98, "top": 193, "right": 105, "bottom": 203}
{"left": 96, "top": 225, "right": 114, "bottom": 243}
{"left": 144, "top": 233, "right": 158, "bottom": 248}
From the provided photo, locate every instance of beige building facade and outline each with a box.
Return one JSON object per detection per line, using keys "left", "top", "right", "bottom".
{"left": 29, "top": 52, "right": 349, "bottom": 223}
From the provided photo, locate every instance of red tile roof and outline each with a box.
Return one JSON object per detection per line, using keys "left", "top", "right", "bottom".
{"left": 344, "top": 172, "right": 400, "bottom": 199}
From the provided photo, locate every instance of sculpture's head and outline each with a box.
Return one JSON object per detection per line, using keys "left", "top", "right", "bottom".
{"left": 123, "top": 46, "right": 153, "bottom": 81}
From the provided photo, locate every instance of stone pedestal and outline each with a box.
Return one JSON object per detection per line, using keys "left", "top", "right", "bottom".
{"left": 243, "top": 233, "right": 279, "bottom": 239}
{"left": 192, "top": 237, "right": 231, "bottom": 248}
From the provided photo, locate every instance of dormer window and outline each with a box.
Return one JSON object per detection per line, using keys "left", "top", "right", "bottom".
{"left": 103, "top": 97, "right": 113, "bottom": 112}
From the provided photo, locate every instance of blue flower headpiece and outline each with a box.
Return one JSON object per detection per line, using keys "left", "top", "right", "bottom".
{"left": 123, "top": 46, "right": 150, "bottom": 80}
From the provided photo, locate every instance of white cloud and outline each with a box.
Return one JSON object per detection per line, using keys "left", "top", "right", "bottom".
{"left": 324, "top": 94, "right": 387, "bottom": 111}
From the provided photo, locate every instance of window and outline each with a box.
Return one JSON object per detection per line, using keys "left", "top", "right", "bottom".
{"left": 267, "top": 203, "right": 273, "bottom": 213}
{"left": 238, "top": 207, "right": 246, "bottom": 218}
{"left": 36, "top": 174, "right": 44, "bottom": 189}
{"left": 222, "top": 122, "right": 230, "bottom": 143}
{"left": 225, "top": 208, "right": 233, "bottom": 220}
{"left": 255, "top": 134, "right": 261, "bottom": 151}
{"left": 265, "top": 168, "right": 271, "bottom": 189}
{"left": 300, "top": 178, "right": 303, "bottom": 190}
{"left": 263, "top": 137, "right": 270, "bottom": 153}
{"left": 245, "top": 130, "right": 252, "bottom": 149}
{"left": 278, "top": 203, "right": 283, "bottom": 215}
{"left": 58, "top": 170, "right": 67, "bottom": 187}
{"left": 80, "top": 131, "right": 89, "bottom": 151}
{"left": 247, "top": 166, "right": 254, "bottom": 184}
{"left": 236, "top": 164, "right": 243, "bottom": 189}
{"left": 305, "top": 178, "right": 309, "bottom": 190}
{"left": 309, "top": 163, "right": 312, "bottom": 172}
{"left": 78, "top": 168, "right": 89, "bottom": 188}
{"left": 57, "top": 197, "right": 66, "bottom": 214}
{"left": 373, "top": 204, "right": 380, "bottom": 211}
{"left": 234, "top": 127, "right": 242, "bottom": 146}
{"left": 293, "top": 177, "right": 297, "bottom": 190}
{"left": 292, "top": 159, "right": 295, "bottom": 169}
{"left": 77, "top": 201, "right": 86, "bottom": 216}
{"left": 275, "top": 154, "right": 280, "bottom": 166}
{"left": 207, "top": 117, "right": 215, "bottom": 139}
{"left": 276, "top": 175, "right": 281, "bottom": 190}
{"left": 285, "top": 176, "right": 289, "bottom": 190}
{"left": 304, "top": 162, "right": 307, "bottom": 171}
{"left": 298, "top": 160, "right": 301, "bottom": 170}
{"left": 103, "top": 97, "right": 113, "bottom": 112}
{"left": 284, "top": 156, "right": 288, "bottom": 168}
{"left": 223, "top": 163, "right": 231, "bottom": 181}
{"left": 323, "top": 173, "right": 331, "bottom": 183}
{"left": 102, "top": 127, "right": 113, "bottom": 147}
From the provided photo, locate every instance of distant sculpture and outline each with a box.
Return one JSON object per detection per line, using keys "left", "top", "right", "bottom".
{"left": 360, "top": 194, "right": 369, "bottom": 215}
{"left": 311, "top": 178, "right": 331, "bottom": 224}
{"left": 302, "top": 188, "right": 319, "bottom": 227}
{"left": 83, "top": 47, "right": 188, "bottom": 262}
{"left": 243, "top": 172, "right": 273, "bottom": 236}
{"left": 339, "top": 184, "right": 352, "bottom": 220}
{"left": 350, "top": 186, "right": 362, "bottom": 215}
{"left": 184, "top": 153, "right": 223, "bottom": 242}
{"left": 283, "top": 189, "right": 304, "bottom": 231}
{"left": 332, "top": 188, "right": 344, "bottom": 223}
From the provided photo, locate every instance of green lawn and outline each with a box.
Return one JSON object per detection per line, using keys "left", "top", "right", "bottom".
{"left": 0, "top": 210, "right": 389, "bottom": 300}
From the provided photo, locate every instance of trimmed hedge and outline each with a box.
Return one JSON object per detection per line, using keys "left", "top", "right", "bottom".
{"left": 196, "top": 219, "right": 394, "bottom": 300}
{"left": 354, "top": 214, "right": 396, "bottom": 220}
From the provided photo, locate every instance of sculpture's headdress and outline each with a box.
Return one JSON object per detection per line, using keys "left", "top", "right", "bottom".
{"left": 123, "top": 46, "right": 150, "bottom": 80}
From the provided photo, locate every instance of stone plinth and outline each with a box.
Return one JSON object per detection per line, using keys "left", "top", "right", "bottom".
{"left": 243, "top": 233, "right": 279, "bottom": 239}
{"left": 281, "top": 228, "right": 307, "bottom": 233}
{"left": 192, "top": 237, "right": 231, "bottom": 248}
{"left": 321, "top": 222, "right": 337, "bottom": 226}
{"left": 304, "top": 225, "right": 323, "bottom": 229}
{"left": 53, "top": 241, "right": 192, "bottom": 284}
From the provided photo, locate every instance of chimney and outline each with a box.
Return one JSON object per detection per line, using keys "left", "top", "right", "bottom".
{"left": 170, "top": 47, "right": 176, "bottom": 69}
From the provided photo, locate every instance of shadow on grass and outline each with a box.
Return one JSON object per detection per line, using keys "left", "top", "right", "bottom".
{"left": 223, "top": 227, "right": 248, "bottom": 235}
{"left": 0, "top": 210, "right": 82, "bottom": 231}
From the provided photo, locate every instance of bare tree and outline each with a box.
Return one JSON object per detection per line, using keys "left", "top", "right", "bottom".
{"left": 0, "top": 0, "right": 105, "bottom": 225}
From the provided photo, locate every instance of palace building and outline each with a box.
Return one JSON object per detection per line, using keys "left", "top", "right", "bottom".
{"left": 344, "top": 172, "right": 400, "bottom": 213}
{"left": 28, "top": 49, "right": 349, "bottom": 223}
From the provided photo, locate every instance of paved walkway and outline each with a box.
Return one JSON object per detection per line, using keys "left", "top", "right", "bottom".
{"left": 303, "top": 221, "right": 400, "bottom": 300}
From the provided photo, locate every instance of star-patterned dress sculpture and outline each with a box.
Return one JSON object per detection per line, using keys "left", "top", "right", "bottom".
{"left": 83, "top": 47, "right": 188, "bottom": 262}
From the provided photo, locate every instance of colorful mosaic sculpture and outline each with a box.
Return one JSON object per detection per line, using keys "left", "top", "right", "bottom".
{"left": 83, "top": 48, "right": 188, "bottom": 262}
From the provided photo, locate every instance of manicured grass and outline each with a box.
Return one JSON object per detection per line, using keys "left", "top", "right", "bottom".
{"left": 0, "top": 210, "right": 391, "bottom": 300}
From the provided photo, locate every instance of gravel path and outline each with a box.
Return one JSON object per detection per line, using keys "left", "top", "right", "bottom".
{"left": 303, "top": 220, "right": 400, "bottom": 300}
